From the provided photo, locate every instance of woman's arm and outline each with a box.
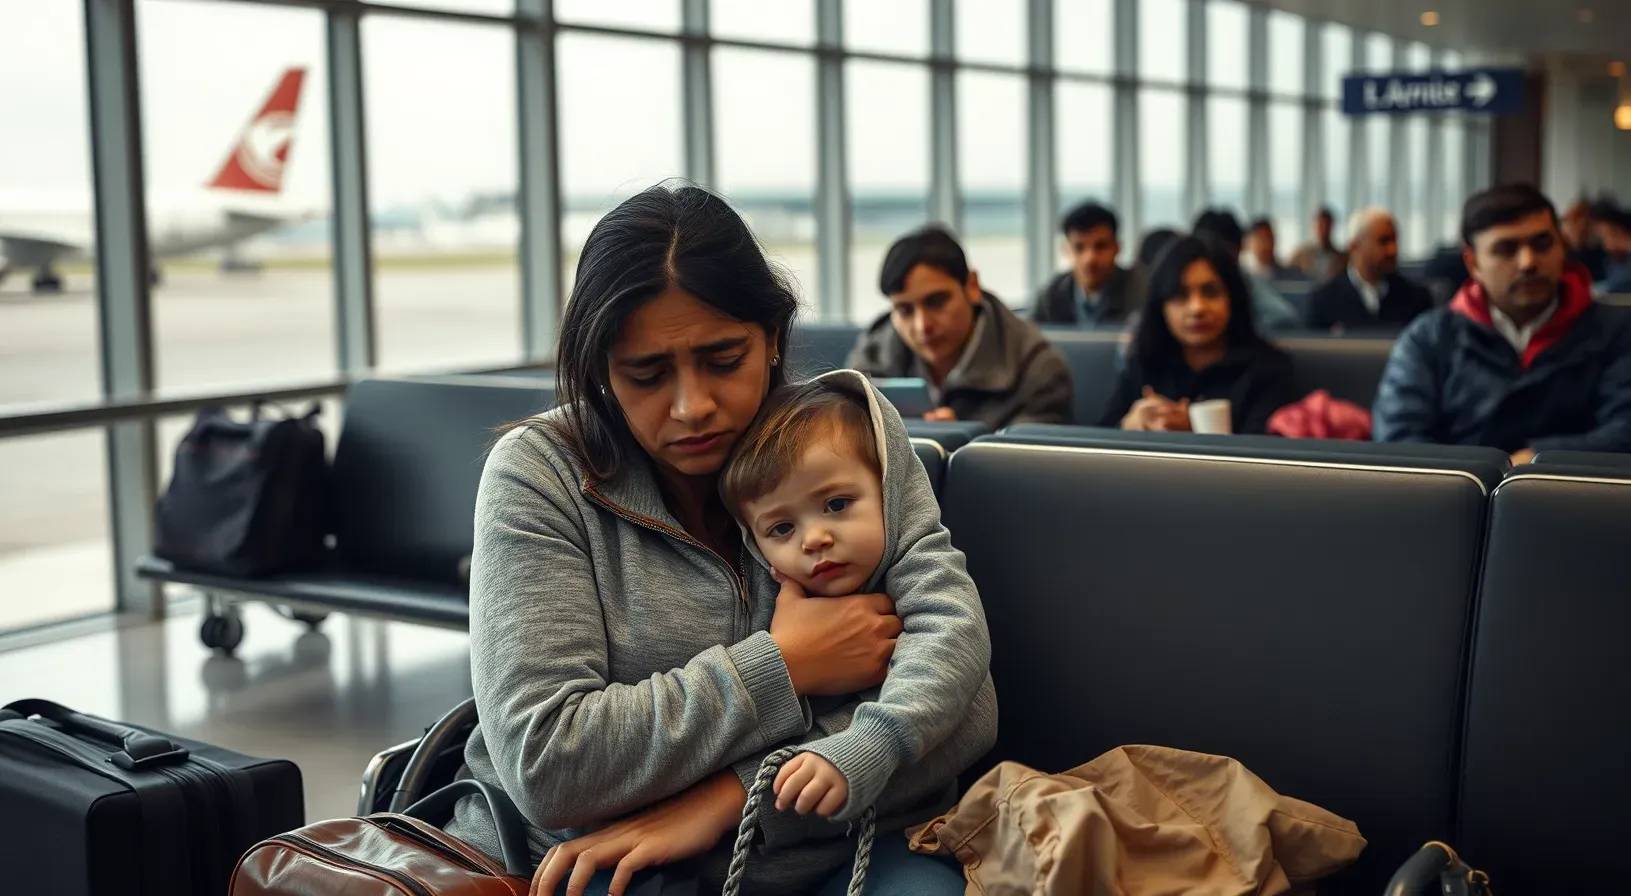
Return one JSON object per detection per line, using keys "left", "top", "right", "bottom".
{"left": 470, "top": 430, "right": 811, "bottom": 832}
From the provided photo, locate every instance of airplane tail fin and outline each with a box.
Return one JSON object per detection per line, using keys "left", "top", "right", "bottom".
{"left": 206, "top": 67, "right": 306, "bottom": 194}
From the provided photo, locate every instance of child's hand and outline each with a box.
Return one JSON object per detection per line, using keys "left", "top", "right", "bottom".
{"left": 773, "top": 752, "right": 848, "bottom": 817}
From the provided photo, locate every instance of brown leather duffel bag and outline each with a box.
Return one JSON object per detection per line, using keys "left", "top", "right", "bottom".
{"left": 231, "top": 779, "right": 532, "bottom": 895}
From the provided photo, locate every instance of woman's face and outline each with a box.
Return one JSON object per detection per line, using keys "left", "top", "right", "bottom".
{"left": 608, "top": 286, "right": 777, "bottom": 481}
{"left": 1161, "top": 259, "right": 1231, "bottom": 350}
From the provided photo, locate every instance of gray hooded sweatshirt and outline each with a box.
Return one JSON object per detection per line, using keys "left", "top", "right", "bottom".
{"left": 448, "top": 370, "right": 997, "bottom": 892}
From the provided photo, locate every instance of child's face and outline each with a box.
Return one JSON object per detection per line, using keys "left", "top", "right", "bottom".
{"left": 739, "top": 442, "right": 885, "bottom": 598}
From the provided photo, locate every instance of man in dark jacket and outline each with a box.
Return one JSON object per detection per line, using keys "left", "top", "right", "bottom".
{"left": 848, "top": 225, "right": 1074, "bottom": 428}
{"left": 1305, "top": 207, "right": 1433, "bottom": 332}
{"left": 1374, "top": 184, "right": 1631, "bottom": 462}
{"left": 1031, "top": 201, "right": 1145, "bottom": 327}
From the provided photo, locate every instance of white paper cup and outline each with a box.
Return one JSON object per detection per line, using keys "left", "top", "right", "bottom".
{"left": 1188, "top": 399, "right": 1232, "bottom": 434}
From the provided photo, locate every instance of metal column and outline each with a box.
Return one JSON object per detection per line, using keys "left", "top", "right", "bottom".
{"left": 1024, "top": 0, "right": 1057, "bottom": 294}
{"left": 681, "top": 0, "right": 715, "bottom": 189}
{"left": 814, "top": 0, "right": 849, "bottom": 320}
{"left": 326, "top": 4, "right": 377, "bottom": 374}
{"left": 928, "top": 0, "right": 960, "bottom": 232}
{"left": 517, "top": 0, "right": 565, "bottom": 360}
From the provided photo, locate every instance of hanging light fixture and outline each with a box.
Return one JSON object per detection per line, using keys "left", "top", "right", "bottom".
{"left": 1618, "top": 63, "right": 1631, "bottom": 131}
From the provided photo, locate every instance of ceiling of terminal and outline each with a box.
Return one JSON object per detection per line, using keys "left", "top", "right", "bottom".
{"left": 1256, "top": 0, "right": 1630, "bottom": 61}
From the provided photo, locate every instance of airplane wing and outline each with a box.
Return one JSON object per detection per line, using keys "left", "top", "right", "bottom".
{"left": 0, "top": 233, "right": 81, "bottom": 269}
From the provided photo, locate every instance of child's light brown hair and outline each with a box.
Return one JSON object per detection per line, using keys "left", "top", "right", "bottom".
{"left": 721, "top": 380, "right": 880, "bottom": 515}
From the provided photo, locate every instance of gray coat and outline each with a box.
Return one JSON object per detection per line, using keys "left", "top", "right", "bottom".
{"left": 846, "top": 293, "right": 1075, "bottom": 428}
{"left": 449, "top": 371, "right": 997, "bottom": 891}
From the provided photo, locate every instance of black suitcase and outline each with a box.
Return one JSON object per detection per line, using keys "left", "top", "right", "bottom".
{"left": 0, "top": 699, "right": 304, "bottom": 896}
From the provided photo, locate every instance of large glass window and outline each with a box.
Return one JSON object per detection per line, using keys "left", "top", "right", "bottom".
{"left": 1138, "top": 88, "right": 1187, "bottom": 229}
{"left": 365, "top": 15, "right": 519, "bottom": 374}
{"left": 1321, "top": 23, "right": 1351, "bottom": 99}
{"left": 0, "top": 431, "right": 114, "bottom": 632}
{"left": 1137, "top": 0, "right": 1187, "bottom": 84}
{"left": 958, "top": 72, "right": 1027, "bottom": 302}
{"left": 1056, "top": 82, "right": 1114, "bottom": 215}
{"left": 1267, "top": 10, "right": 1304, "bottom": 97}
{"left": 713, "top": 49, "right": 819, "bottom": 304}
{"left": 139, "top": 0, "right": 335, "bottom": 393}
{"left": 1053, "top": 0, "right": 1112, "bottom": 75}
{"left": 1206, "top": 0, "right": 1249, "bottom": 92}
{"left": 1268, "top": 102, "right": 1303, "bottom": 246}
{"left": 1207, "top": 95, "right": 1248, "bottom": 214}
{"left": 847, "top": 61, "right": 929, "bottom": 321}
{"left": 0, "top": 1, "right": 99, "bottom": 411}
{"left": 712, "top": 0, "right": 813, "bottom": 45}
{"left": 555, "top": 0, "right": 679, "bottom": 33}
{"left": 956, "top": 0, "right": 1026, "bottom": 67}
{"left": 1403, "top": 116, "right": 1430, "bottom": 256}
{"left": 557, "top": 34, "right": 683, "bottom": 289}
{"left": 1442, "top": 116, "right": 1467, "bottom": 240}
{"left": 844, "top": 0, "right": 928, "bottom": 58}
{"left": 1324, "top": 106, "right": 1351, "bottom": 227}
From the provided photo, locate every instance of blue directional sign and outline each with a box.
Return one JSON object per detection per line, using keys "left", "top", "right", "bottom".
{"left": 1342, "top": 69, "right": 1525, "bottom": 116}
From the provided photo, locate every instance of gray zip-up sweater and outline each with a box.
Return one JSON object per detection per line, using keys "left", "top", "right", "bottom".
{"left": 448, "top": 371, "right": 997, "bottom": 892}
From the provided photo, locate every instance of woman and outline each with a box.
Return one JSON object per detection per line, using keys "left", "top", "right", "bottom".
{"left": 1099, "top": 235, "right": 1296, "bottom": 435}
{"left": 446, "top": 183, "right": 995, "bottom": 896}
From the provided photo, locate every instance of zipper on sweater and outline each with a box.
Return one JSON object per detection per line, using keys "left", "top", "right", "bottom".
{"left": 262, "top": 832, "right": 438, "bottom": 896}
{"left": 582, "top": 481, "right": 751, "bottom": 608}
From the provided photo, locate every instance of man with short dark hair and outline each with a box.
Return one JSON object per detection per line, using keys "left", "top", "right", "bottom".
{"left": 1374, "top": 184, "right": 1631, "bottom": 461}
{"left": 1290, "top": 206, "right": 1347, "bottom": 281}
{"left": 1305, "top": 207, "right": 1433, "bottom": 332}
{"left": 1594, "top": 202, "right": 1631, "bottom": 294}
{"left": 1031, "top": 201, "right": 1145, "bottom": 327}
{"left": 848, "top": 225, "right": 1073, "bottom": 428}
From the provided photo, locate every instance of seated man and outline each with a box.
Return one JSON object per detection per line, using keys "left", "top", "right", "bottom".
{"left": 848, "top": 225, "right": 1073, "bottom": 429}
{"left": 1594, "top": 202, "right": 1631, "bottom": 294}
{"left": 1306, "top": 208, "right": 1433, "bottom": 332}
{"left": 1374, "top": 184, "right": 1631, "bottom": 462}
{"left": 1241, "top": 217, "right": 1299, "bottom": 281}
{"left": 1031, "top": 201, "right": 1145, "bottom": 327}
{"left": 1290, "top": 206, "right": 1348, "bottom": 282}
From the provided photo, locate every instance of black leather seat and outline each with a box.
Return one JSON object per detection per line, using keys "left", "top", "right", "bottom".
{"left": 941, "top": 441, "right": 1488, "bottom": 894}
{"left": 1277, "top": 335, "right": 1394, "bottom": 408}
{"left": 1530, "top": 448, "right": 1631, "bottom": 475}
{"left": 903, "top": 420, "right": 989, "bottom": 452}
{"left": 1038, "top": 328, "right": 1125, "bottom": 426}
{"left": 991, "top": 424, "right": 1511, "bottom": 491}
{"left": 138, "top": 377, "right": 554, "bottom": 628}
{"left": 787, "top": 321, "right": 862, "bottom": 377}
{"left": 1458, "top": 472, "right": 1631, "bottom": 891}
{"left": 910, "top": 438, "right": 946, "bottom": 497}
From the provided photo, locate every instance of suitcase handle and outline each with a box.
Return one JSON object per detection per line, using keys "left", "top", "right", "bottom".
{"left": 3, "top": 699, "right": 190, "bottom": 771}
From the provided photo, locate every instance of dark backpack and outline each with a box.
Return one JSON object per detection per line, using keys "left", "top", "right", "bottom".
{"left": 154, "top": 403, "right": 330, "bottom": 577}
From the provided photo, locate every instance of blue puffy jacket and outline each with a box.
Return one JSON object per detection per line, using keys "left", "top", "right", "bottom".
{"left": 1373, "top": 266, "right": 1631, "bottom": 453}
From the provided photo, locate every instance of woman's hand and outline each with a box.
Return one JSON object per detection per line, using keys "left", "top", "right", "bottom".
{"left": 529, "top": 771, "right": 746, "bottom": 896}
{"left": 1122, "top": 387, "right": 1190, "bottom": 432}
{"left": 769, "top": 576, "right": 900, "bottom": 697}
{"left": 774, "top": 752, "right": 849, "bottom": 817}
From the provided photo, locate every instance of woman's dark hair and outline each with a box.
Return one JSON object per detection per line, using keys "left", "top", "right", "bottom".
{"left": 1129, "top": 235, "right": 1262, "bottom": 368}
{"left": 542, "top": 182, "right": 798, "bottom": 481}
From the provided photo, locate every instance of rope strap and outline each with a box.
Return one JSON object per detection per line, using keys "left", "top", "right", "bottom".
{"left": 721, "top": 747, "right": 876, "bottom": 896}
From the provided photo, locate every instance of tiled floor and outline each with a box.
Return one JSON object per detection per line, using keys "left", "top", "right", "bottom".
{"left": 0, "top": 601, "right": 473, "bottom": 823}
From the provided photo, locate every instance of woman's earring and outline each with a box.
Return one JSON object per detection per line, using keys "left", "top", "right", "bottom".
{"left": 770, "top": 353, "right": 781, "bottom": 367}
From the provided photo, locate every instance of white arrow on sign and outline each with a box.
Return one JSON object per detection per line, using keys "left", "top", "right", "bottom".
{"left": 1466, "top": 73, "right": 1497, "bottom": 107}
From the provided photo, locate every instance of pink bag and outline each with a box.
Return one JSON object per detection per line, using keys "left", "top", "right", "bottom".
{"left": 1267, "top": 390, "right": 1372, "bottom": 440}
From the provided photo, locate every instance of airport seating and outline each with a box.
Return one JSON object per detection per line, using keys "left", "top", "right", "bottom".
{"left": 137, "top": 377, "right": 554, "bottom": 641}
{"left": 1530, "top": 448, "right": 1631, "bottom": 473}
{"left": 787, "top": 320, "right": 863, "bottom": 377}
{"left": 991, "top": 424, "right": 1511, "bottom": 490}
{"left": 1457, "top": 471, "right": 1631, "bottom": 891}
{"left": 940, "top": 438, "right": 1489, "bottom": 894}
{"left": 1280, "top": 334, "right": 1394, "bottom": 407}
{"left": 1039, "top": 328, "right": 1126, "bottom": 425}
{"left": 910, "top": 438, "right": 946, "bottom": 497}
{"left": 902, "top": 419, "right": 989, "bottom": 452}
